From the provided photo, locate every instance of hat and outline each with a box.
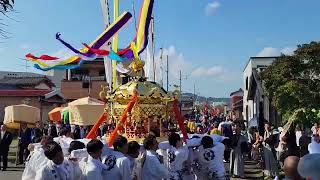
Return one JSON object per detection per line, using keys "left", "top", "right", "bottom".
{"left": 298, "top": 153, "right": 320, "bottom": 180}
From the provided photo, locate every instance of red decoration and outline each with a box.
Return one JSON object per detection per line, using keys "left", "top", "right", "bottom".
{"left": 108, "top": 93, "right": 138, "bottom": 147}
{"left": 26, "top": 53, "right": 59, "bottom": 60}
{"left": 173, "top": 99, "right": 188, "bottom": 142}
{"left": 86, "top": 112, "right": 107, "bottom": 139}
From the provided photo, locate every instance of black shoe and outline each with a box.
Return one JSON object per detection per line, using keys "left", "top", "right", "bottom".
{"left": 2, "top": 168, "right": 6, "bottom": 171}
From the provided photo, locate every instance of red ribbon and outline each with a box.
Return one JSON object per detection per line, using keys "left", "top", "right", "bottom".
{"left": 26, "top": 53, "right": 59, "bottom": 60}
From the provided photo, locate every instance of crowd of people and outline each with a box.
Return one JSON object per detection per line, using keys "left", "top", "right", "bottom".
{"left": 0, "top": 110, "right": 319, "bottom": 180}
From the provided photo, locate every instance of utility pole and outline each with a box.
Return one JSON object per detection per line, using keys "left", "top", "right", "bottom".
{"left": 166, "top": 55, "right": 169, "bottom": 92}
{"left": 159, "top": 47, "right": 163, "bottom": 87}
{"left": 151, "top": 16, "right": 156, "bottom": 82}
{"left": 179, "top": 70, "right": 182, "bottom": 95}
{"left": 193, "top": 83, "right": 196, "bottom": 107}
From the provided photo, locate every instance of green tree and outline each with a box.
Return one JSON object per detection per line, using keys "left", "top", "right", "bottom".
{"left": 0, "top": 0, "right": 14, "bottom": 39}
{"left": 261, "top": 41, "right": 320, "bottom": 125}
{"left": 0, "top": 0, "right": 14, "bottom": 13}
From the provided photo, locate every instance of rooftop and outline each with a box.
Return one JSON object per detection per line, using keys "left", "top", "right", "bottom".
{"left": 0, "top": 89, "right": 52, "bottom": 96}
{"left": 0, "top": 76, "right": 55, "bottom": 88}
{"left": 243, "top": 56, "right": 278, "bottom": 72}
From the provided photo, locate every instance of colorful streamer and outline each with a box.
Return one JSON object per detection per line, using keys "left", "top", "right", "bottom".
{"left": 26, "top": 11, "right": 132, "bottom": 68}
{"left": 56, "top": 11, "right": 132, "bottom": 58}
{"left": 136, "top": 0, "right": 154, "bottom": 54}
{"left": 26, "top": 0, "right": 154, "bottom": 72}
{"left": 108, "top": 92, "right": 138, "bottom": 147}
{"left": 33, "top": 60, "right": 85, "bottom": 71}
{"left": 25, "top": 53, "right": 59, "bottom": 60}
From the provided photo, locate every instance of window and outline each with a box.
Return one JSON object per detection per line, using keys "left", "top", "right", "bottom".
{"left": 245, "top": 77, "right": 249, "bottom": 90}
{"left": 246, "top": 105, "right": 248, "bottom": 121}
{"left": 82, "top": 82, "right": 89, "bottom": 88}
{"left": 99, "top": 70, "right": 105, "bottom": 76}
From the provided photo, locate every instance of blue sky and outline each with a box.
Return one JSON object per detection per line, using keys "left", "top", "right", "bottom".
{"left": 0, "top": 0, "right": 320, "bottom": 97}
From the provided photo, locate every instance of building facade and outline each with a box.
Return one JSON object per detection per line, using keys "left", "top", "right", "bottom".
{"left": 230, "top": 88, "right": 243, "bottom": 120}
{"left": 0, "top": 72, "right": 64, "bottom": 123}
{"left": 243, "top": 57, "right": 281, "bottom": 128}
{"left": 61, "top": 59, "right": 108, "bottom": 101}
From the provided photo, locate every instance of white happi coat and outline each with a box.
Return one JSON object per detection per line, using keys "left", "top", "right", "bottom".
{"left": 195, "top": 142, "right": 226, "bottom": 180}
{"left": 22, "top": 146, "right": 49, "bottom": 180}
{"left": 101, "top": 149, "right": 132, "bottom": 180}
{"left": 141, "top": 150, "right": 169, "bottom": 180}
{"left": 159, "top": 141, "right": 189, "bottom": 180}
{"left": 81, "top": 156, "right": 108, "bottom": 180}
{"left": 35, "top": 159, "right": 80, "bottom": 180}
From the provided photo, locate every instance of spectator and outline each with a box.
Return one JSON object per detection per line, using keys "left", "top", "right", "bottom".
{"left": 18, "top": 122, "right": 32, "bottom": 165}
{"left": 299, "top": 130, "right": 311, "bottom": 157}
{"left": 278, "top": 156, "right": 303, "bottom": 180}
{"left": 32, "top": 121, "right": 44, "bottom": 143}
{"left": 0, "top": 124, "right": 13, "bottom": 171}
{"left": 48, "top": 122, "right": 58, "bottom": 138}
{"left": 311, "top": 122, "right": 319, "bottom": 135}
{"left": 230, "top": 123, "right": 247, "bottom": 178}
{"left": 196, "top": 125, "right": 204, "bottom": 134}
{"left": 210, "top": 122, "right": 221, "bottom": 135}
{"left": 308, "top": 134, "right": 320, "bottom": 154}
{"left": 263, "top": 122, "right": 279, "bottom": 178}
{"left": 72, "top": 125, "right": 81, "bottom": 140}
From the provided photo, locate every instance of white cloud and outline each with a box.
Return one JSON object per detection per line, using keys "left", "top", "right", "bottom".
{"left": 150, "top": 45, "right": 193, "bottom": 85}
{"left": 205, "top": 1, "right": 221, "bottom": 16}
{"left": 256, "top": 47, "right": 279, "bottom": 57}
{"left": 191, "top": 65, "right": 226, "bottom": 77}
{"left": 256, "top": 46, "right": 297, "bottom": 57}
{"left": 281, "top": 47, "right": 296, "bottom": 55}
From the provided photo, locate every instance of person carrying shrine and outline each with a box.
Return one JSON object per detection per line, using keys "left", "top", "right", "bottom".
{"left": 141, "top": 135, "right": 169, "bottom": 180}
{"left": 158, "top": 132, "right": 189, "bottom": 180}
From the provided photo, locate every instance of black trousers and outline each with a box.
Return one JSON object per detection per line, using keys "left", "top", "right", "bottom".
{"left": 18, "top": 143, "right": 30, "bottom": 164}
{"left": 0, "top": 151, "right": 9, "bottom": 169}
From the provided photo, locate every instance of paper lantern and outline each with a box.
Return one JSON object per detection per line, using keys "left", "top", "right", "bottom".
{"left": 3, "top": 104, "right": 40, "bottom": 129}
{"left": 68, "top": 97, "right": 105, "bottom": 126}
{"left": 48, "top": 107, "right": 64, "bottom": 121}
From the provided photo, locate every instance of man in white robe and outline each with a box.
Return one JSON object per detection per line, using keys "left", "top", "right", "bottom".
{"left": 22, "top": 135, "right": 53, "bottom": 180}
{"left": 141, "top": 135, "right": 169, "bottom": 180}
{"left": 158, "top": 133, "right": 189, "bottom": 180}
{"left": 263, "top": 122, "right": 279, "bottom": 178}
{"left": 126, "top": 141, "right": 141, "bottom": 180}
{"left": 229, "top": 123, "right": 247, "bottom": 178}
{"left": 35, "top": 141, "right": 80, "bottom": 180}
{"left": 81, "top": 139, "right": 108, "bottom": 180}
{"left": 193, "top": 136, "right": 227, "bottom": 180}
{"left": 101, "top": 135, "right": 132, "bottom": 180}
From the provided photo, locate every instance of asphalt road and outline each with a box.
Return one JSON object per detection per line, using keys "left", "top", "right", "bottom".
{"left": 0, "top": 162, "right": 23, "bottom": 180}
